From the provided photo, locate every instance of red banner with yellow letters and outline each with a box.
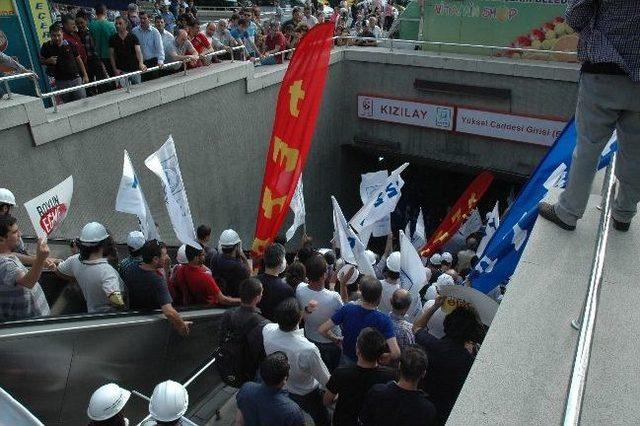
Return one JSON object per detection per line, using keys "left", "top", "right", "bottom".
{"left": 421, "top": 171, "right": 494, "bottom": 257}
{"left": 251, "top": 22, "right": 335, "bottom": 256}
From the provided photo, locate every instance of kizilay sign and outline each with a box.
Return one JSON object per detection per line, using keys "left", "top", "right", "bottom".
{"left": 357, "top": 95, "right": 566, "bottom": 146}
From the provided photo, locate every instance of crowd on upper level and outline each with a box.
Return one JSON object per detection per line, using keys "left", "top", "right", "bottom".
{"left": 1, "top": 0, "right": 400, "bottom": 103}
{"left": 0, "top": 184, "right": 493, "bottom": 425}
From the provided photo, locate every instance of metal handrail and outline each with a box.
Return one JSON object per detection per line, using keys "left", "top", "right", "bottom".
{"left": 0, "top": 72, "right": 41, "bottom": 99}
{"left": 41, "top": 45, "right": 246, "bottom": 112}
{"left": 563, "top": 152, "right": 617, "bottom": 425}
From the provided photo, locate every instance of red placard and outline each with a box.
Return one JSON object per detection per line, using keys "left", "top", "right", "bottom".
{"left": 421, "top": 171, "right": 494, "bottom": 257}
{"left": 251, "top": 22, "right": 335, "bottom": 256}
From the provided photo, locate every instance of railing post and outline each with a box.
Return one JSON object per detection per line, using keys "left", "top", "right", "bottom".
{"left": 3, "top": 81, "right": 11, "bottom": 99}
{"left": 124, "top": 76, "right": 131, "bottom": 93}
{"left": 390, "top": 38, "right": 394, "bottom": 51}
{"left": 242, "top": 48, "right": 246, "bottom": 62}
{"left": 231, "top": 49, "right": 235, "bottom": 63}
{"left": 52, "top": 96, "right": 58, "bottom": 113}
{"left": 183, "top": 61, "right": 188, "bottom": 76}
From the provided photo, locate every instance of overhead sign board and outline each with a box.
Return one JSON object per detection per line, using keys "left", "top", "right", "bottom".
{"left": 358, "top": 95, "right": 455, "bottom": 131}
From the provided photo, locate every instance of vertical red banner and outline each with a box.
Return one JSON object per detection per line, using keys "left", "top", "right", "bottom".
{"left": 421, "top": 171, "right": 494, "bottom": 257}
{"left": 251, "top": 23, "right": 335, "bottom": 256}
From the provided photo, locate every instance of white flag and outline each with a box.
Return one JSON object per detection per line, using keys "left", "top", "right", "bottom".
{"left": 359, "top": 170, "right": 392, "bottom": 237}
{"left": 332, "top": 196, "right": 376, "bottom": 277}
{"left": 457, "top": 208, "right": 482, "bottom": 238}
{"left": 399, "top": 229, "right": 425, "bottom": 322}
{"left": 285, "top": 176, "right": 306, "bottom": 241}
{"left": 477, "top": 201, "right": 500, "bottom": 258}
{"left": 350, "top": 163, "right": 409, "bottom": 233}
{"left": 145, "top": 136, "right": 201, "bottom": 249}
{"left": 23, "top": 176, "right": 73, "bottom": 240}
{"left": 0, "top": 387, "right": 45, "bottom": 426}
{"left": 412, "top": 208, "right": 426, "bottom": 250}
{"left": 115, "top": 150, "right": 158, "bottom": 241}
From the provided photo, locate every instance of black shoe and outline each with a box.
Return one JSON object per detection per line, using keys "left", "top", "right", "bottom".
{"left": 612, "top": 218, "right": 630, "bottom": 232}
{"left": 538, "top": 202, "right": 576, "bottom": 231}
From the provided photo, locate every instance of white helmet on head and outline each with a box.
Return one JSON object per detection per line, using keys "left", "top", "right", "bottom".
{"left": 386, "top": 251, "right": 401, "bottom": 273}
{"left": 364, "top": 250, "right": 377, "bottom": 266}
{"left": 87, "top": 383, "right": 131, "bottom": 421}
{"left": 79, "top": 222, "right": 109, "bottom": 245}
{"left": 219, "top": 229, "right": 241, "bottom": 247}
{"left": 149, "top": 380, "right": 189, "bottom": 423}
{"left": 436, "top": 273, "right": 455, "bottom": 287}
{"left": 441, "top": 252, "right": 453, "bottom": 265}
{"left": 126, "top": 231, "right": 146, "bottom": 251}
{"left": 176, "top": 244, "right": 187, "bottom": 264}
{"left": 337, "top": 263, "right": 359, "bottom": 286}
{"left": 0, "top": 188, "right": 16, "bottom": 206}
{"left": 429, "top": 253, "right": 442, "bottom": 266}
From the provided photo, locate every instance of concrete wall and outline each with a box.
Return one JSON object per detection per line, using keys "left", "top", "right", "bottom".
{"left": 0, "top": 47, "right": 579, "bottom": 246}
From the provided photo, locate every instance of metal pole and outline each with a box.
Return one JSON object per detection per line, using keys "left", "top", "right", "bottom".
{"left": 183, "top": 61, "right": 188, "bottom": 76}
{"left": 124, "top": 77, "right": 131, "bottom": 93}
{"left": 563, "top": 153, "right": 617, "bottom": 426}
{"left": 52, "top": 96, "right": 58, "bottom": 113}
{"left": 2, "top": 81, "right": 11, "bottom": 99}
{"left": 183, "top": 357, "right": 216, "bottom": 388}
{"left": 131, "top": 390, "right": 151, "bottom": 401}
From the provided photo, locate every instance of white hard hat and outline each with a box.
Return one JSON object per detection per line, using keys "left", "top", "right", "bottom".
{"left": 127, "top": 231, "right": 146, "bottom": 251}
{"left": 429, "top": 253, "right": 442, "bottom": 266}
{"left": 149, "top": 380, "right": 189, "bottom": 423}
{"left": 176, "top": 244, "right": 187, "bottom": 264}
{"left": 364, "top": 250, "right": 377, "bottom": 266}
{"left": 219, "top": 229, "right": 241, "bottom": 247}
{"left": 386, "top": 251, "right": 401, "bottom": 273}
{"left": 87, "top": 383, "right": 131, "bottom": 421}
{"left": 337, "top": 264, "right": 359, "bottom": 286}
{"left": 0, "top": 188, "right": 16, "bottom": 206}
{"left": 79, "top": 222, "right": 109, "bottom": 245}
{"left": 441, "top": 252, "right": 453, "bottom": 264}
{"left": 436, "top": 273, "right": 455, "bottom": 287}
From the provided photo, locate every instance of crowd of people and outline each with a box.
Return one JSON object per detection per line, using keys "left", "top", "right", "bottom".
{"left": 1, "top": 0, "right": 399, "bottom": 102}
{"left": 1, "top": 181, "right": 491, "bottom": 424}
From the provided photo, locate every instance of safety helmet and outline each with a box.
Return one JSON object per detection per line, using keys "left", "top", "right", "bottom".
{"left": 87, "top": 383, "right": 131, "bottom": 421}
{"left": 436, "top": 273, "right": 455, "bottom": 287}
{"left": 337, "top": 264, "right": 359, "bottom": 286}
{"left": 386, "top": 251, "right": 401, "bottom": 273}
{"left": 0, "top": 188, "right": 16, "bottom": 206}
{"left": 429, "top": 253, "right": 442, "bottom": 266}
{"left": 79, "top": 222, "right": 109, "bottom": 245}
{"left": 441, "top": 252, "right": 453, "bottom": 265}
{"left": 149, "top": 380, "right": 189, "bottom": 423}
{"left": 364, "top": 250, "right": 377, "bottom": 266}
{"left": 126, "top": 231, "right": 146, "bottom": 251}
{"left": 219, "top": 229, "right": 241, "bottom": 247}
{"left": 176, "top": 244, "right": 187, "bottom": 264}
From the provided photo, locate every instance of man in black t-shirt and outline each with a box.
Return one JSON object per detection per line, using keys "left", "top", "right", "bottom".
{"left": 40, "top": 24, "right": 88, "bottom": 103}
{"left": 109, "top": 16, "right": 146, "bottom": 85}
{"left": 323, "top": 328, "right": 396, "bottom": 426}
{"left": 257, "top": 243, "right": 293, "bottom": 321}
{"left": 360, "top": 346, "right": 438, "bottom": 426}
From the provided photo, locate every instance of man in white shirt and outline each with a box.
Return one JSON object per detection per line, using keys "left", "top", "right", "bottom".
{"left": 263, "top": 297, "right": 331, "bottom": 425}
{"left": 56, "top": 222, "right": 125, "bottom": 313}
{"left": 295, "top": 254, "right": 343, "bottom": 373}
{"left": 303, "top": 6, "right": 318, "bottom": 28}
{"left": 378, "top": 251, "right": 400, "bottom": 314}
{"left": 154, "top": 15, "right": 176, "bottom": 69}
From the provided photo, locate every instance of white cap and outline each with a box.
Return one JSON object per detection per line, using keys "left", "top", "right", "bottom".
{"left": 364, "top": 250, "right": 377, "bottom": 266}
{"left": 436, "top": 273, "right": 455, "bottom": 287}
{"left": 87, "top": 383, "right": 131, "bottom": 421}
{"left": 176, "top": 244, "right": 187, "bottom": 264}
{"left": 127, "top": 231, "right": 146, "bottom": 251}
{"left": 337, "top": 264, "right": 359, "bottom": 285}
{"left": 0, "top": 188, "right": 15, "bottom": 206}
{"left": 429, "top": 253, "right": 442, "bottom": 266}
{"left": 219, "top": 229, "right": 241, "bottom": 247}
{"left": 442, "top": 252, "right": 453, "bottom": 265}
{"left": 149, "top": 380, "right": 189, "bottom": 423}
{"left": 79, "top": 222, "right": 109, "bottom": 245}
{"left": 386, "top": 251, "right": 401, "bottom": 273}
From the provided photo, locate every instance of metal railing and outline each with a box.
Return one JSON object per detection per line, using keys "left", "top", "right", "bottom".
{"left": 563, "top": 153, "right": 617, "bottom": 425}
{"left": 40, "top": 45, "right": 246, "bottom": 113}
{"left": 0, "top": 72, "right": 41, "bottom": 99}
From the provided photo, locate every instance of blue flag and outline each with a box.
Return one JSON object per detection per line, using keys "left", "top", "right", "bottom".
{"left": 470, "top": 120, "right": 617, "bottom": 294}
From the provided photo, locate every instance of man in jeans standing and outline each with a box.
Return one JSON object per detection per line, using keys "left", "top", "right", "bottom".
{"left": 40, "top": 24, "right": 88, "bottom": 103}
{"left": 539, "top": 1, "right": 640, "bottom": 232}
{"left": 89, "top": 4, "right": 116, "bottom": 77}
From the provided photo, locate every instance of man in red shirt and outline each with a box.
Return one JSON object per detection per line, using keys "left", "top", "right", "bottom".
{"left": 261, "top": 21, "right": 287, "bottom": 65}
{"left": 187, "top": 19, "right": 215, "bottom": 64}
{"left": 62, "top": 15, "right": 87, "bottom": 67}
{"left": 175, "top": 245, "right": 240, "bottom": 306}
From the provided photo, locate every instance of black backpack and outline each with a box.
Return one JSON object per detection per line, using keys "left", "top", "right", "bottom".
{"left": 213, "top": 310, "right": 264, "bottom": 388}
